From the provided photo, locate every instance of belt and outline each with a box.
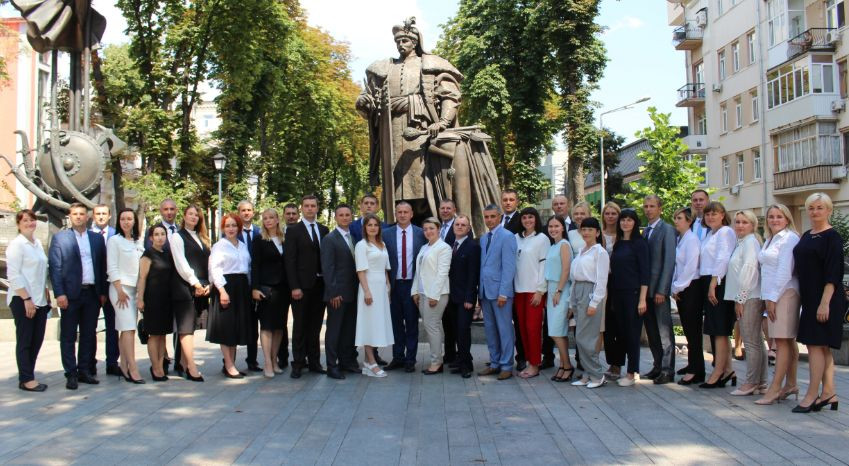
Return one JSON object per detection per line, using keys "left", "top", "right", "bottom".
{"left": 81, "top": 284, "right": 95, "bottom": 290}
{"left": 396, "top": 278, "right": 413, "bottom": 282}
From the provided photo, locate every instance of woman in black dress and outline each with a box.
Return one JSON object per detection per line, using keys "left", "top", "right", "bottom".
{"left": 792, "top": 192, "right": 844, "bottom": 413}
{"left": 136, "top": 224, "right": 174, "bottom": 382}
{"left": 251, "top": 208, "right": 289, "bottom": 378}
{"left": 207, "top": 213, "right": 252, "bottom": 379}
{"left": 170, "top": 205, "right": 211, "bottom": 382}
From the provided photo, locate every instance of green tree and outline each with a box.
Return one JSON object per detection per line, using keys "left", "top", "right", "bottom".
{"left": 585, "top": 127, "right": 627, "bottom": 205}
{"left": 626, "top": 107, "right": 706, "bottom": 220}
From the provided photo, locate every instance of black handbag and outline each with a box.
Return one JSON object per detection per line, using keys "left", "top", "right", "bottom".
{"left": 137, "top": 318, "right": 149, "bottom": 345}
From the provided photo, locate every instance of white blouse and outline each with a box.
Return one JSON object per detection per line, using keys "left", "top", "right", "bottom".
{"left": 724, "top": 234, "right": 761, "bottom": 303}
{"left": 758, "top": 229, "right": 800, "bottom": 302}
{"left": 5, "top": 234, "right": 48, "bottom": 306}
{"left": 170, "top": 229, "right": 205, "bottom": 286}
{"left": 570, "top": 243, "right": 609, "bottom": 308}
{"left": 208, "top": 238, "right": 251, "bottom": 288}
{"left": 514, "top": 232, "right": 549, "bottom": 293}
{"left": 107, "top": 235, "right": 144, "bottom": 287}
{"left": 672, "top": 229, "right": 700, "bottom": 295}
{"left": 699, "top": 225, "right": 737, "bottom": 281}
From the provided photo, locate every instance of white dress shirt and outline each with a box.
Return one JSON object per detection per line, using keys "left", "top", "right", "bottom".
{"left": 336, "top": 226, "right": 355, "bottom": 253}
{"left": 107, "top": 235, "right": 144, "bottom": 287}
{"left": 271, "top": 236, "right": 283, "bottom": 254}
{"left": 396, "top": 224, "right": 415, "bottom": 280}
{"left": 5, "top": 234, "right": 48, "bottom": 306}
{"left": 758, "top": 229, "right": 800, "bottom": 302}
{"left": 514, "top": 232, "right": 549, "bottom": 293}
{"left": 161, "top": 220, "right": 178, "bottom": 237}
{"left": 671, "top": 229, "right": 700, "bottom": 294}
{"left": 699, "top": 225, "right": 737, "bottom": 282}
{"left": 303, "top": 218, "right": 321, "bottom": 243}
{"left": 74, "top": 229, "right": 96, "bottom": 285}
{"left": 570, "top": 243, "right": 609, "bottom": 308}
{"left": 724, "top": 234, "right": 761, "bottom": 303}
{"left": 439, "top": 218, "right": 455, "bottom": 240}
{"left": 209, "top": 239, "right": 251, "bottom": 288}
{"left": 170, "top": 229, "right": 204, "bottom": 286}
{"left": 645, "top": 218, "right": 662, "bottom": 240}
{"left": 692, "top": 216, "right": 707, "bottom": 242}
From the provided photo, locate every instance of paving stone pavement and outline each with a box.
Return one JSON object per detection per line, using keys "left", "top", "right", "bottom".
{"left": 1, "top": 332, "right": 848, "bottom": 465}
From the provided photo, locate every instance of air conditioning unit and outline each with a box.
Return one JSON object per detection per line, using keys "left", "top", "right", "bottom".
{"left": 832, "top": 99, "right": 846, "bottom": 113}
{"left": 696, "top": 10, "right": 707, "bottom": 28}
{"left": 712, "top": 83, "right": 722, "bottom": 93}
{"left": 730, "top": 184, "right": 741, "bottom": 195}
{"left": 825, "top": 30, "right": 840, "bottom": 45}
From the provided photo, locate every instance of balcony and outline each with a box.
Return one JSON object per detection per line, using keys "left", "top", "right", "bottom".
{"left": 766, "top": 93, "right": 838, "bottom": 132}
{"left": 774, "top": 164, "right": 845, "bottom": 193}
{"left": 676, "top": 83, "right": 705, "bottom": 107}
{"left": 787, "top": 28, "right": 838, "bottom": 61}
{"left": 682, "top": 133, "right": 707, "bottom": 153}
{"left": 673, "top": 25, "right": 703, "bottom": 50}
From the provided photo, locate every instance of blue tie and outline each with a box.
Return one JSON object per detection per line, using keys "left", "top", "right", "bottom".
{"left": 486, "top": 232, "right": 493, "bottom": 253}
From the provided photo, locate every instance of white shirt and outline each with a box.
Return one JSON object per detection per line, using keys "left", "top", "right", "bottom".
{"left": 602, "top": 232, "right": 615, "bottom": 255}
{"left": 5, "top": 234, "right": 48, "bottom": 306}
{"left": 209, "top": 238, "right": 251, "bottom": 288}
{"left": 724, "top": 234, "right": 761, "bottom": 303}
{"left": 699, "top": 225, "right": 736, "bottom": 281}
{"left": 440, "top": 218, "right": 455, "bottom": 240}
{"left": 74, "top": 229, "right": 96, "bottom": 285}
{"left": 170, "top": 229, "right": 204, "bottom": 286}
{"left": 161, "top": 221, "right": 177, "bottom": 237}
{"left": 271, "top": 236, "right": 283, "bottom": 254}
{"left": 645, "top": 218, "right": 662, "bottom": 240}
{"left": 336, "top": 227, "right": 355, "bottom": 254}
{"left": 514, "top": 232, "right": 549, "bottom": 293}
{"left": 758, "top": 229, "right": 800, "bottom": 302}
{"left": 241, "top": 226, "right": 255, "bottom": 244}
{"left": 672, "top": 229, "right": 700, "bottom": 294}
{"left": 453, "top": 235, "right": 468, "bottom": 250}
{"left": 106, "top": 235, "right": 144, "bottom": 287}
{"left": 395, "top": 224, "right": 414, "bottom": 280}
{"left": 692, "top": 216, "right": 707, "bottom": 242}
{"left": 303, "top": 218, "right": 321, "bottom": 243}
{"left": 570, "top": 243, "right": 609, "bottom": 308}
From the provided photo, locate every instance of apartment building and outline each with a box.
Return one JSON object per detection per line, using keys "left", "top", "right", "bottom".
{"left": 668, "top": 0, "right": 849, "bottom": 229}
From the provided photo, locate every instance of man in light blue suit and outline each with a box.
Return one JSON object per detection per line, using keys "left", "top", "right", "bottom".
{"left": 477, "top": 204, "right": 517, "bottom": 380}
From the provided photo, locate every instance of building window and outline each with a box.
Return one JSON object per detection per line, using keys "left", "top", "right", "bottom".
{"left": 753, "top": 149, "right": 762, "bottom": 180}
{"left": 776, "top": 122, "right": 842, "bottom": 171}
{"left": 827, "top": 0, "right": 845, "bottom": 30}
{"left": 735, "top": 99, "right": 743, "bottom": 128}
{"left": 722, "top": 157, "right": 730, "bottom": 185}
{"left": 767, "top": 0, "right": 786, "bottom": 46}
{"left": 788, "top": 0, "right": 806, "bottom": 39}
{"left": 718, "top": 50, "right": 727, "bottom": 80}
{"left": 737, "top": 154, "right": 745, "bottom": 184}
{"left": 732, "top": 42, "right": 740, "bottom": 72}
{"left": 839, "top": 59, "right": 848, "bottom": 98}
{"left": 718, "top": 0, "right": 724, "bottom": 16}
{"left": 751, "top": 90, "right": 759, "bottom": 122}
{"left": 697, "top": 112, "right": 707, "bottom": 135}
{"left": 721, "top": 104, "right": 728, "bottom": 133}
{"left": 687, "top": 154, "right": 708, "bottom": 185}
{"left": 747, "top": 32, "right": 756, "bottom": 64}
{"left": 694, "top": 61, "right": 704, "bottom": 85}
{"left": 767, "top": 58, "right": 837, "bottom": 109}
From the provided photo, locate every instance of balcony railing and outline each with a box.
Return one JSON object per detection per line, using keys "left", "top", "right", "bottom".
{"left": 774, "top": 164, "right": 843, "bottom": 191}
{"left": 673, "top": 25, "right": 704, "bottom": 50}
{"left": 676, "top": 83, "right": 705, "bottom": 107}
{"left": 787, "top": 28, "right": 838, "bottom": 60}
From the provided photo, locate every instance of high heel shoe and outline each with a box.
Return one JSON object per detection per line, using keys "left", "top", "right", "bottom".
{"left": 122, "top": 369, "right": 146, "bottom": 384}
{"left": 677, "top": 374, "right": 705, "bottom": 386}
{"left": 149, "top": 367, "right": 168, "bottom": 382}
{"left": 184, "top": 371, "right": 204, "bottom": 382}
{"left": 779, "top": 386, "right": 799, "bottom": 401}
{"left": 220, "top": 367, "right": 244, "bottom": 379}
{"left": 699, "top": 371, "right": 735, "bottom": 389}
{"left": 754, "top": 393, "right": 781, "bottom": 405}
{"left": 812, "top": 395, "right": 839, "bottom": 412}
{"left": 792, "top": 401, "right": 816, "bottom": 413}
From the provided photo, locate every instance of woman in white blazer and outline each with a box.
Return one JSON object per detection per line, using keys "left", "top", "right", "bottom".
{"left": 106, "top": 208, "right": 145, "bottom": 383}
{"left": 412, "top": 217, "right": 452, "bottom": 375}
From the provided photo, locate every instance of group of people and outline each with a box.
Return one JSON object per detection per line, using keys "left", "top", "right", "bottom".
{"left": 5, "top": 188, "right": 844, "bottom": 414}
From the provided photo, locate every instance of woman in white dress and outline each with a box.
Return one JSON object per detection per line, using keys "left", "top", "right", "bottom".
{"left": 355, "top": 214, "right": 394, "bottom": 377}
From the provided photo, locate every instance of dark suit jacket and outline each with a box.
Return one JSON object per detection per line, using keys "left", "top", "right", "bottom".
{"left": 238, "top": 224, "right": 262, "bottom": 254}
{"left": 48, "top": 229, "right": 107, "bottom": 299}
{"left": 285, "top": 220, "right": 329, "bottom": 291}
{"left": 251, "top": 235, "right": 286, "bottom": 289}
{"left": 90, "top": 225, "right": 117, "bottom": 247}
{"left": 502, "top": 212, "right": 522, "bottom": 234}
{"left": 383, "top": 224, "right": 425, "bottom": 287}
{"left": 449, "top": 237, "right": 481, "bottom": 304}
{"left": 646, "top": 219, "right": 677, "bottom": 296}
{"left": 320, "top": 229, "right": 358, "bottom": 302}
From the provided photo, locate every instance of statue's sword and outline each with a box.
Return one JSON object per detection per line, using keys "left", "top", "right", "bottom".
{"left": 380, "top": 82, "right": 396, "bottom": 224}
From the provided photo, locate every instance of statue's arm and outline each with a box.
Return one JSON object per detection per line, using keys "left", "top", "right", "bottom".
{"left": 435, "top": 75, "right": 461, "bottom": 128}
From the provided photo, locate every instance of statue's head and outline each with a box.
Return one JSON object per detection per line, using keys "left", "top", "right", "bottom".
{"left": 392, "top": 17, "right": 426, "bottom": 57}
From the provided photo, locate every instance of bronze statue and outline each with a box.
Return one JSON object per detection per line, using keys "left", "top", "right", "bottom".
{"left": 356, "top": 17, "right": 500, "bottom": 233}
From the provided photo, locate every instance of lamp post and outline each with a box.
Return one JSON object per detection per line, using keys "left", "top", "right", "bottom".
{"left": 213, "top": 152, "right": 227, "bottom": 240}
{"left": 598, "top": 96, "right": 651, "bottom": 209}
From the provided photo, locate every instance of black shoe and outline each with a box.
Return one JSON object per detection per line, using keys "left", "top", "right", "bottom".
{"left": 185, "top": 371, "right": 204, "bottom": 382}
{"left": 677, "top": 374, "right": 705, "bottom": 385}
{"left": 812, "top": 395, "right": 839, "bottom": 412}
{"left": 120, "top": 368, "right": 146, "bottom": 384}
{"left": 384, "top": 360, "right": 405, "bottom": 371}
{"left": 461, "top": 369, "right": 472, "bottom": 379}
{"left": 106, "top": 365, "right": 123, "bottom": 377}
{"left": 699, "top": 371, "right": 736, "bottom": 389}
{"left": 653, "top": 373, "right": 673, "bottom": 385}
{"left": 77, "top": 373, "right": 100, "bottom": 385}
{"left": 341, "top": 365, "right": 360, "bottom": 374}
{"left": 149, "top": 367, "right": 169, "bottom": 382}
{"left": 676, "top": 365, "right": 691, "bottom": 375}
{"left": 290, "top": 366, "right": 302, "bottom": 379}
{"left": 327, "top": 367, "right": 346, "bottom": 380}
{"left": 375, "top": 355, "right": 388, "bottom": 366}
{"left": 220, "top": 367, "right": 244, "bottom": 379}
{"left": 19, "top": 382, "right": 47, "bottom": 392}
{"left": 174, "top": 363, "right": 185, "bottom": 377}
{"left": 516, "top": 360, "right": 527, "bottom": 372}
{"left": 641, "top": 368, "right": 660, "bottom": 380}
{"left": 450, "top": 367, "right": 463, "bottom": 374}
{"left": 246, "top": 363, "right": 263, "bottom": 372}
{"left": 66, "top": 375, "right": 78, "bottom": 390}
{"left": 163, "top": 357, "right": 171, "bottom": 375}
{"left": 422, "top": 365, "right": 443, "bottom": 375}
{"left": 792, "top": 402, "right": 815, "bottom": 413}
{"left": 308, "top": 364, "right": 327, "bottom": 374}
{"left": 540, "top": 359, "right": 555, "bottom": 370}
{"left": 404, "top": 363, "right": 416, "bottom": 373}
{"left": 448, "top": 361, "right": 460, "bottom": 369}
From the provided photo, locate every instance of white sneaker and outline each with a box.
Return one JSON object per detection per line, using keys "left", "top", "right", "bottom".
{"left": 617, "top": 376, "right": 636, "bottom": 387}
{"left": 587, "top": 376, "right": 607, "bottom": 389}
{"left": 571, "top": 378, "right": 589, "bottom": 386}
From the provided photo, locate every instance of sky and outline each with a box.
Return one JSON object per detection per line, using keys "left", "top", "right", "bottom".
{"left": 3, "top": 0, "right": 686, "bottom": 144}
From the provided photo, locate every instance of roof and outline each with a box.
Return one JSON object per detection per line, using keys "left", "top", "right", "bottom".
{"left": 584, "top": 138, "right": 651, "bottom": 187}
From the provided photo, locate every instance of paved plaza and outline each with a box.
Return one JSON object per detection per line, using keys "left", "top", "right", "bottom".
{"left": 1, "top": 332, "right": 848, "bottom": 465}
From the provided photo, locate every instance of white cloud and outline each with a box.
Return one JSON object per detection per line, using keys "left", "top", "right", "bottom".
{"left": 605, "top": 16, "right": 645, "bottom": 34}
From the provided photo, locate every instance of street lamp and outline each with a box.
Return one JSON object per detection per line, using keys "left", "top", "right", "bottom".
{"left": 598, "top": 96, "right": 651, "bottom": 209}
{"left": 213, "top": 152, "right": 227, "bottom": 239}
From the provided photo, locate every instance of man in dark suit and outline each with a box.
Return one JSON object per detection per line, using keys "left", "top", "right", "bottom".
{"left": 276, "top": 202, "right": 300, "bottom": 369}
{"left": 642, "top": 195, "right": 677, "bottom": 384}
{"left": 383, "top": 201, "right": 425, "bottom": 372}
{"left": 320, "top": 204, "right": 360, "bottom": 379}
{"left": 237, "top": 200, "right": 263, "bottom": 372}
{"left": 350, "top": 193, "right": 380, "bottom": 243}
{"left": 285, "top": 194, "right": 330, "bottom": 378}
{"left": 49, "top": 203, "right": 108, "bottom": 390}
{"left": 283, "top": 203, "right": 300, "bottom": 227}
{"left": 89, "top": 203, "right": 120, "bottom": 376}
{"left": 448, "top": 215, "right": 480, "bottom": 378}
{"left": 437, "top": 198, "right": 459, "bottom": 365}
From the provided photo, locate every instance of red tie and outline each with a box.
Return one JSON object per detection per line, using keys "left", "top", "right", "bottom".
{"left": 401, "top": 229, "right": 407, "bottom": 279}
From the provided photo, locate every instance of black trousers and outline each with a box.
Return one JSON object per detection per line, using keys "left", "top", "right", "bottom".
{"left": 604, "top": 286, "right": 623, "bottom": 367}
{"left": 451, "top": 300, "right": 474, "bottom": 370}
{"left": 11, "top": 297, "right": 49, "bottom": 383}
{"left": 677, "top": 280, "right": 705, "bottom": 377}
{"left": 246, "top": 309, "right": 260, "bottom": 366}
{"left": 442, "top": 303, "right": 458, "bottom": 363}
{"left": 325, "top": 300, "right": 357, "bottom": 369}
{"left": 101, "top": 300, "right": 119, "bottom": 368}
{"left": 291, "top": 279, "right": 325, "bottom": 368}
{"left": 610, "top": 288, "right": 644, "bottom": 374}
{"left": 276, "top": 295, "right": 292, "bottom": 366}
{"left": 60, "top": 287, "right": 99, "bottom": 376}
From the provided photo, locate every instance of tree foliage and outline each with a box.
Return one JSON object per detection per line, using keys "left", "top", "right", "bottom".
{"left": 585, "top": 127, "right": 627, "bottom": 204}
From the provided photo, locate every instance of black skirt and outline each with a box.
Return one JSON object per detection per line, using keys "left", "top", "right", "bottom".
{"left": 206, "top": 274, "right": 252, "bottom": 346}
{"left": 256, "top": 283, "right": 290, "bottom": 330}
{"left": 701, "top": 275, "right": 736, "bottom": 337}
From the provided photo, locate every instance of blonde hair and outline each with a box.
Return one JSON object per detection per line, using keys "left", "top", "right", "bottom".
{"left": 421, "top": 216, "right": 441, "bottom": 230}
{"left": 180, "top": 205, "right": 211, "bottom": 248}
{"left": 734, "top": 210, "right": 762, "bottom": 244}
{"left": 572, "top": 201, "right": 592, "bottom": 217}
{"left": 805, "top": 192, "right": 834, "bottom": 211}
{"left": 259, "top": 208, "right": 285, "bottom": 241}
{"left": 764, "top": 204, "right": 798, "bottom": 239}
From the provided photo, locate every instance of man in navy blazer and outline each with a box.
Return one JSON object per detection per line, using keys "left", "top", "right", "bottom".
{"left": 49, "top": 203, "right": 107, "bottom": 389}
{"left": 437, "top": 199, "right": 459, "bottom": 363}
{"left": 447, "top": 215, "right": 480, "bottom": 378}
{"left": 383, "top": 201, "right": 425, "bottom": 372}
{"left": 477, "top": 204, "right": 518, "bottom": 380}
{"left": 89, "top": 204, "right": 120, "bottom": 376}
{"left": 237, "top": 200, "right": 263, "bottom": 372}
{"left": 350, "top": 193, "right": 381, "bottom": 244}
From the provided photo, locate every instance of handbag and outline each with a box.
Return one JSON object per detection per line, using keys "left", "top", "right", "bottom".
{"left": 137, "top": 318, "right": 149, "bottom": 345}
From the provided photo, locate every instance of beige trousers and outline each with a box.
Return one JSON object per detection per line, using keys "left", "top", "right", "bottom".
{"left": 419, "top": 294, "right": 450, "bottom": 366}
